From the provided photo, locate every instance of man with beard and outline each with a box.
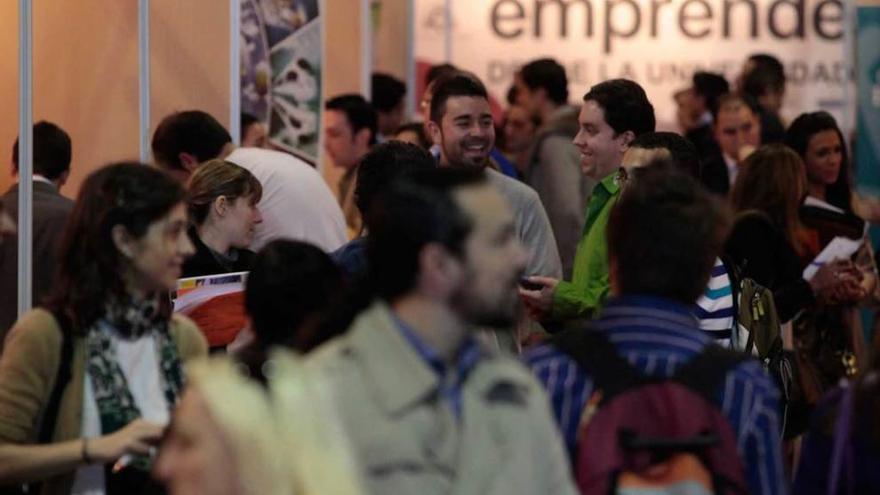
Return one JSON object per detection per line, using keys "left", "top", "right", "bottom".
{"left": 305, "top": 168, "right": 577, "bottom": 495}
{"left": 426, "top": 72, "right": 562, "bottom": 290}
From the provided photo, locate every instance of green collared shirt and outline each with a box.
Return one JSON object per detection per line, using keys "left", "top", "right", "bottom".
{"left": 552, "top": 172, "right": 620, "bottom": 319}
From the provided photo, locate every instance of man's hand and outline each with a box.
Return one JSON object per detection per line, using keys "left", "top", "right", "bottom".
{"left": 518, "top": 276, "right": 559, "bottom": 321}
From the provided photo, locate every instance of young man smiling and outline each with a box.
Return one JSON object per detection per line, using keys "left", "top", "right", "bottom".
{"left": 426, "top": 73, "right": 562, "bottom": 346}
{"left": 520, "top": 79, "right": 655, "bottom": 321}
{"left": 425, "top": 72, "right": 563, "bottom": 290}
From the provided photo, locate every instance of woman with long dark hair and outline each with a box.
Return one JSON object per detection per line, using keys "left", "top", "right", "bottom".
{"left": 725, "top": 144, "right": 850, "bottom": 324}
{"left": 784, "top": 112, "right": 877, "bottom": 404}
{"left": 0, "top": 163, "right": 207, "bottom": 494}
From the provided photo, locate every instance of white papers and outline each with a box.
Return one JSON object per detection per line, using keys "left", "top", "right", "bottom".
{"left": 803, "top": 237, "right": 863, "bottom": 280}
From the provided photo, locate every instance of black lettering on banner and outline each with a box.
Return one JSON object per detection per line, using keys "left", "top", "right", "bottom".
{"left": 491, "top": 0, "right": 527, "bottom": 38}
{"left": 723, "top": 0, "right": 759, "bottom": 37}
{"left": 650, "top": 0, "right": 674, "bottom": 36}
{"left": 488, "top": 60, "right": 512, "bottom": 82}
{"left": 788, "top": 60, "right": 808, "bottom": 84}
{"left": 814, "top": 62, "right": 834, "bottom": 83}
{"left": 768, "top": 0, "right": 805, "bottom": 38}
{"left": 569, "top": 60, "right": 591, "bottom": 83}
{"left": 604, "top": 0, "right": 642, "bottom": 53}
{"left": 535, "top": 0, "right": 596, "bottom": 37}
{"left": 620, "top": 62, "right": 638, "bottom": 79}
{"left": 678, "top": 0, "right": 713, "bottom": 38}
{"left": 814, "top": 0, "right": 843, "bottom": 39}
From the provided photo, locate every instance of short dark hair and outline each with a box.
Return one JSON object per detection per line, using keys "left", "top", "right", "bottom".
{"left": 429, "top": 72, "right": 488, "bottom": 123}
{"left": 425, "top": 63, "right": 458, "bottom": 86}
{"left": 12, "top": 121, "right": 72, "bottom": 180}
{"left": 371, "top": 73, "right": 407, "bottom": 113}
{"left": 743, "top": 54, "right": 786, "bottom": 98}
{"left": 393, "top": 122, "right": 432, "bottom": 150}
{"left": 583, "top": 79, "right": 655, "bottom": 137}
{"left": 784, "top": 111, "right": 851, "bottom": 211}
{"left": 630, "top": 132, "right": 701, "bottom": 179}
{"left": 692, "top": 72, "right": 730, "bottom": 116}
{"left": 240, "top": 112, "right": 259, "bottom": 131}
{"left": 325, "top": 94, "right": 378, "bottom": 146}
{"left": 367, "top": 168, "right": 485, "bottom": 301}
{"left": 608, "top": 162, "right": 729, "bottom": 304}
{"left": 152, "top": 110, "right": 232, "bottom": 172}
{"left": 355, "top": 141, "right": 436, "bottom": 216}
{"left": 245, "top": 239, "right": 344, "bottom": 352}
{"left": 712, "top": 93, "right": 761, "bottom": 122}
{"left": 519, "top": 58, "right": 569, "bottom": 105}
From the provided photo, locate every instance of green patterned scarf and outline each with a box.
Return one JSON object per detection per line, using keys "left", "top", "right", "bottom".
{"left": 85, "top": 295, "right": 185, "bottom": 467}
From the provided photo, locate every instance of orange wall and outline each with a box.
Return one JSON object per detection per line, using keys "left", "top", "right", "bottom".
{"left": 0, "top": 1, "right": 387, "bottom": 199}
{"left": 0, "top": 0, "right": 229, "bottom": 200}
{"left": 322, "top": 0, "right": 370, "bottom": 194}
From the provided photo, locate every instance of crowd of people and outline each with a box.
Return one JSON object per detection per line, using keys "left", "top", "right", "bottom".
{"left": 0, "top": 54, "right": 878, "bottom": 495}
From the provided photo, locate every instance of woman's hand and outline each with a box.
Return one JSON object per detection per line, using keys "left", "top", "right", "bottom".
{"left": 811, "top": 261, "right": 865, "bottom": 304}
{"left": 518, "top": 276, "right": 559, "bottom": 321}
{"left": 87, "top": 419, "right": 163, "bottom": 464}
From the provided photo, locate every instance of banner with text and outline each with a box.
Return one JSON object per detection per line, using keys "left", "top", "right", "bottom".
{"left": 415, "top": 0, "right": 852, "bottom": 130}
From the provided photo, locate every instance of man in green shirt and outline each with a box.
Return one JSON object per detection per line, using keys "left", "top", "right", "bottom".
{"left": 520, "top": 79, "right": 655, "bottom": 320}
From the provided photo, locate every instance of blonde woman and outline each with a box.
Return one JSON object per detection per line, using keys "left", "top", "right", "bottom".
{"left": 155, "top": 353, "right": 364, "bottom": 495}
{"left": 182, "top": 160, "right": 262, "bottom": 278}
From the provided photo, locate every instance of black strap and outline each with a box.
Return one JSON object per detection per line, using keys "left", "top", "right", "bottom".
{"left": 553, "top": 324, "right": 749, "bottom": 403}
{"left": 551, "top": 326, "right": 645, "bottom": 400}
{"left": 37, "top": 309, "right": 74, "bottom": 444}
{"left": 673, "top": 345, "right": 749, "bottom": 403}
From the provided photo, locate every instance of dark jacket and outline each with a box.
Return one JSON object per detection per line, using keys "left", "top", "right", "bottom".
{"left": 724, "top": 213, "right": 815, "bottom": 323}
{"left": 181, "top": 226, "right": 255, "bottom": 278}
{"left": 0, "top": 181, "right": 74, "bottom": 347}
{"left": 525, "top": 105, "right": 592, "bottom": 278}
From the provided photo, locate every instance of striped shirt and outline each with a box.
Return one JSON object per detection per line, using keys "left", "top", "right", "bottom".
{"left": 525, "top": 295, "right": 787, "bottom": 495}
{"left": 695, "top": 257, "right": 735, "bottom": 346}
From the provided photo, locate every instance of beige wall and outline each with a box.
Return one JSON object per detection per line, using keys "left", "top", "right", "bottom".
{"left": 0, "top": 3, "right": 19, "bottom": 194}
{"left": 322, "top": 0, "right": 370, "bottom": 194}
{"left": 0, "top": 0, "right": 229, "bottom": 199}
{"left": 373, "top": 0, "right": 410, "bottom": 82}
{"left": 1, "top": 1, "right": 395, "bottom": 200}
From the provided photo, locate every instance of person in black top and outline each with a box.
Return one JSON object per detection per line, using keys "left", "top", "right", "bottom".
{"left": 724, "top": 144, "right": 856, "bottom": 323}
{"left": 785, "top": 112, "right": 876, "bottom": 399}
{"left": 182, "top": 159, "right": 263, "bottom": 278}
{"left": 739, "top": 53, "right": 787, "bottom": 144}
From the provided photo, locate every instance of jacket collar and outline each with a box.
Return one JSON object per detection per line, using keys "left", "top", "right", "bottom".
{"left": 347, "top": 302, "right": 448, "bottom": 416}
{"left": 8, "top": 180, "right": 59, "bottom": 195}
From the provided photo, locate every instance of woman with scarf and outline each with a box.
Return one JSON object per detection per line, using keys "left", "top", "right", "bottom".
{"left": 0, "top": 163, "right": 207, "bottom": 494}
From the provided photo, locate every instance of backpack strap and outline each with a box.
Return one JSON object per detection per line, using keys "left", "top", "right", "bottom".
{"left": 37, "top": 309, "right": 74, "bottom": 444}
{"left": 673, "top": 344, "right": 749, "bottom": 402}
{"left": 551, "top": 325, "right": 645, "bottom": 400}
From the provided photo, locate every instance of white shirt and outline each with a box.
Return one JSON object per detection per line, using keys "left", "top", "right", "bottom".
{"left": 723, "top": 153, "right": 738, "bottom": 187}
{"left": 226, "top": 147, "right": 348, "bottom": 252}
{"left": 72, "top": 328, "right": 170, "bottom": 495}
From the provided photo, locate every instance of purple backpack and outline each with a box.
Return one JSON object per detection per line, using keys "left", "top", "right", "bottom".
{"left": 553, "top": 328, "right": 750, "bottom": 495}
